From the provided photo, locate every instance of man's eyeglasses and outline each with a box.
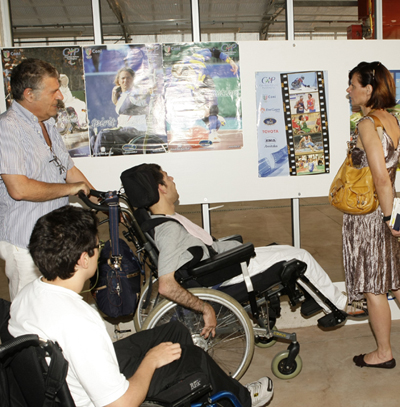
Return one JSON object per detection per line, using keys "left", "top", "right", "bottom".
{"left": 49, "top": 151, "right": 67, "bottom": 175}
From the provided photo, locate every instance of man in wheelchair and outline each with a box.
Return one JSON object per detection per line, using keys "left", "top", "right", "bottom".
{"left": 8, "top": 206, "right": 273, "bottom": 407}
{"left": 124, "top": 163, "right": 367, "bottom": 335}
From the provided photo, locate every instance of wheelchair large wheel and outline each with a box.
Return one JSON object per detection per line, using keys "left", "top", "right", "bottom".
{"left": 271, "top": 350, "right": 302, "bottom": 380}
{"left": 142, "top": 288, "right": 255, "bottom": 380}
{"left": 133, "top": 277, "right": 163, "bottom": 332}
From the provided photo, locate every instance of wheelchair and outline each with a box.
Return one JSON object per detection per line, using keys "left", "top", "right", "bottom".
{"left": 79, "top": 173, "right": 348, "bottom": 381}
{"left": 0, "top": 331, "right": 243, "bottom": 407}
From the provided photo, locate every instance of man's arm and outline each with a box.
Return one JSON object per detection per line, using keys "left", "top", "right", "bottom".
{"left": 107, "top": 342, "right": 182, "bottom": 407}
{"left": 1, "top": 165, "right": 95, "bottom": 203}
{"left": 158, "top": 273, "right": 216, "bottom": 338}
{"left": 1, "top": 173, "right": 90, "bottom": 202}
{"left": 65, "top": 166, "right": 99, "bottom": 203}
{"left": 65, "top": 165, "right": 93, "bottom": 188}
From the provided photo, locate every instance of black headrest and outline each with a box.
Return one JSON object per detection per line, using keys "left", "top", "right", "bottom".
{"left": 120, "top": 164, "right": 159, "bottom": 208}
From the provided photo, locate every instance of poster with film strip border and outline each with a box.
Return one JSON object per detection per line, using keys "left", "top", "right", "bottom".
{"left": 281, "top": 71, "right": 330, "bottom": 176}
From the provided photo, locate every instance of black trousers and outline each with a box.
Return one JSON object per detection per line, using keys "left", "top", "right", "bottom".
{"left": 113, "top": 321, "right": 251, "bottom": 407}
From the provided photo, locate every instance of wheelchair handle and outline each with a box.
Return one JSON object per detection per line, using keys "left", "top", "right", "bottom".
{"left": 88, "top": 189, "right": 105, "bottom": 198}
{"left": 0, "top": 334, "right": 41, "bottom": 359}
{"left": 78, "top": 189, "right": 112, "bottom": 212}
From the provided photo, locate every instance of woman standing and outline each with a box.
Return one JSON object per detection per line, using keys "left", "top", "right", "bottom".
{"left": 92, "top": 67, "right": 152, "bottom": 156}
{"left": 112, "top": 67, "right": 150, "bottom": 132}
{"left": 344, "top": 61, "right": 400, "bottom": 368}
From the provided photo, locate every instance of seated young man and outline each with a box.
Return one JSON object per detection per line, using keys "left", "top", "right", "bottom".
{"left": 8, "top": 206, "right": 273, "bottom": 407}
{"left": 125, "top": 164, "right": 367, "bottom": 336}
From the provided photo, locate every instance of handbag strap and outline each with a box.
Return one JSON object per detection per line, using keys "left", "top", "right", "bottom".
{"left": 367, "top": 113, "right": 384, "bottom": 141}
{"left": 367, "top": 113, "right": 383, "bottom": 130}
{"left": 350, "top": 113, "right": 385, "bottom": 160}
{"left": 104, "top": 191, "right": 121, "bottom": 260}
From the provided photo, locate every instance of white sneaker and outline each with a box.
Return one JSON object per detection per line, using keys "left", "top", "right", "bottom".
{"left": 209, "top": 130, "right": 221, "bottom": 143}
{"left": 245, "top": 377, "right": 273, "bottom": 407}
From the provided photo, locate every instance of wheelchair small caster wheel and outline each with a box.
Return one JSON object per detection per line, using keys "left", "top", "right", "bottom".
{"left": 255, "top": 326, "right": 277, "bottom": 348}
{"left": 271, "top": 350, "right": 302, "bottom": 379}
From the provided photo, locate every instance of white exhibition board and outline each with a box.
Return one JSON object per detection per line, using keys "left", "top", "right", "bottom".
{"left": 74, "top": 39, "right": 400, "bottom": 205}
{"left": 3, "top": 40, "right": 400, "bottom": 205}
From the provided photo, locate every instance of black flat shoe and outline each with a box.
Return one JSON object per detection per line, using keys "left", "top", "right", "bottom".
{"left": 353, "top": 354, "right": 396, "bottom": 369}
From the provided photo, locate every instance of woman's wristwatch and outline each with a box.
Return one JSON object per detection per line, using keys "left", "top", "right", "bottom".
{"left": 382, "top": 213, "right": 391, "bottom": 223}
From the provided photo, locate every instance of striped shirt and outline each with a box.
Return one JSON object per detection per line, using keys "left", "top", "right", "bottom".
{"left": 0, "top": 101, "right": 74, "bottom": 248}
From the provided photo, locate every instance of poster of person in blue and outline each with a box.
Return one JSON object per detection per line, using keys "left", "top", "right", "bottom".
{"left": 83, "top": 44, "right": 167, "bottom": 156}
{"left": 163, "top": 42, "right": 243, "bottom": 152}
{"left": 1, "top": 47, "right": 89, "bottom": 157}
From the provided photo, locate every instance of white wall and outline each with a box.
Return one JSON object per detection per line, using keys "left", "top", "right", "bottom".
{"left": 72, "top": 40, "right": 400, "bottom": 205}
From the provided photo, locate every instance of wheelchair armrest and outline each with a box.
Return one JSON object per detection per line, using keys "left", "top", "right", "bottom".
{"left": 216, "top": 234, "right": 243, "bottom": 243}
{"left": 187, "top": 242, "right": 255, "bottom": 278}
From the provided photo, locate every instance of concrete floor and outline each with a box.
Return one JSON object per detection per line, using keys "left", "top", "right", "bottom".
{"left": 1, "top": 196, "right": 399, "bottom": 406}
{"left": 241, "top": 320, "right": 400, "bottom": 407}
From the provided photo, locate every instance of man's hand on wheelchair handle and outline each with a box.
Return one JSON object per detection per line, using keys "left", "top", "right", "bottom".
{"left": 201, "top": 302, "right": 216, "bottom": 339}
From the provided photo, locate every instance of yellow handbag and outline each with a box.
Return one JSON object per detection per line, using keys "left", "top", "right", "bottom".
{"left": 329, "top": 150, "right": 378, "bottom": 215}
{"left": 329, "top": 114, "right": 382, "bottom": 215}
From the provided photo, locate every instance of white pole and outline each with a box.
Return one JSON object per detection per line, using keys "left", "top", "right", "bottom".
{"left": 291, "top": 198, "right": 301, "bottom": 248}
{"left": 0, "top": 0, "right": 12, "bottom": 47}
{"left": 191, "top": 0, "right": 204, "bottom": 226}
{"left": 286, "top": 0, "right": 294, "bottom": 41}
{"left": 375, "top": 0, "right": 383, "bottom": 40}
{"left": 0, "top": 0, "right": 12, "bottom": 114}
{"left": 201, "top": 203, "right": 211, "bottom": 234}
{"left": 190, "top": 0, "right": 201, "bottom": 42}
{"left": 91, "top": 0, "right": 103, "bottom": 44}
{"left": 286, "top": 0, "right": 300, "bottom": 246}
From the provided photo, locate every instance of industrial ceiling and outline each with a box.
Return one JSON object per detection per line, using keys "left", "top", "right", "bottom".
{"left": 9, "top": 0, "right": 360, "bottom": 43}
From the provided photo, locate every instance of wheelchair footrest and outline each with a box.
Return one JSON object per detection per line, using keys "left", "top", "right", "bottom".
{"left": 301, "top": 297, "right": 323, "bottom": 317}
{"left": 317, "top": 310, "right": 347, "bottom": 328}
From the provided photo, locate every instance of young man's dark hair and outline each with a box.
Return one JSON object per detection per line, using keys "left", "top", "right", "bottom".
{"left": 10, "top": 58, "right": 59, "bottom": 101}
{"left": 142, "top": 163, "right": 165, "bottom": 186}
{"left": 29, "top": 205, "right": 98, "bottom": 281}
{"left": 120, "top": 163, "right": 166, "bottom": 209}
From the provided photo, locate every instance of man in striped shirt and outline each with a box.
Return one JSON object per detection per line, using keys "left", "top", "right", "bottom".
{"left": 0, "top": 58, "right": 94, "bottom": 300}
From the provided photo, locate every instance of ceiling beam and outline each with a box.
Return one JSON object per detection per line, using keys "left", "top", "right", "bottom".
{"left": 105, "top": 0, "right": 129, "bottom": 42}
